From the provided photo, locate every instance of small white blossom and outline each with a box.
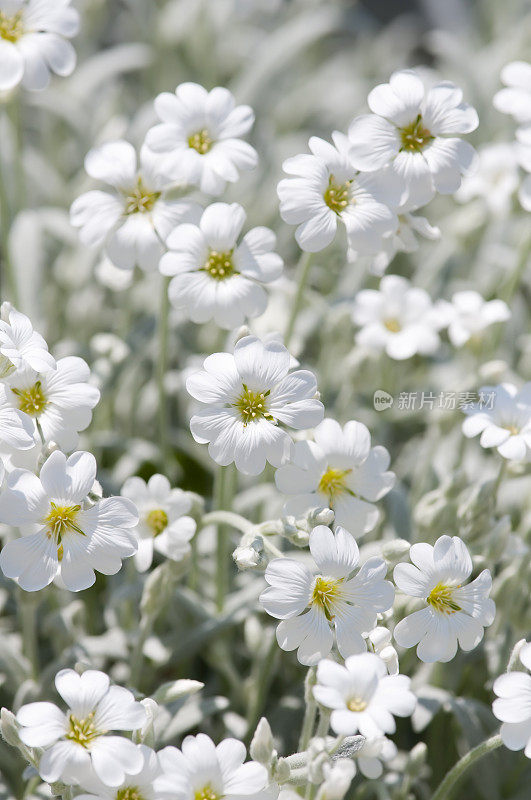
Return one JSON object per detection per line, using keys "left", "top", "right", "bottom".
{"left": 493, "top": 61, "right": 531, "bottom": 126}
{"left": 70, "top": 141, "right": 200, "bottom": 272}
{"left": 0, "top": 450, "right": 139, "bottom": 591}
{"left": 16, "top": 668, "right": 146, "bottom": 786}
{"left": 349, "top": 69, "right": 478, "bottom": 207}
{"left": 186, "top": 335, "right": 323, "bottom": 475}
{"left": 277, "top": 132, "right": 400, "bottom": 254}
{"left": 455, "top": 143, "right": 520, "bottom": 215}
{"left": 462, "top": 382, "right": 531, "bottom": 461}
{"left": 120, "top": 474, "right": 196, "bottom": 573}
{"left": 356, "top": 211, "right": 440, "bottom": 275}
{"left": 6, "top": 356, "right": 100, "bottom": 451}
{"left": 313, "top": 653, "right": 416, "bottom": 737}
{"left": 154, "top": 734, "right": 268, "bottom": 800}
{"left": 351, "top": 275, "right": 445, "bottom": 360}
{"left": 146, "top": 82, "right": 258, "bottom": 195}
{"left": 492, "top": 641, "right": 531, "bottom": 759}
{"left": 260, "top": 525, "right": 395, "bottom": 666}
{"left": 393, "top": 535, "right": 495, "bottom": 663}
{"left": 353, "top": 735, "right": 397, "bottom": 780}
{"left": 275, "top": 418, "right": 395, "bottom": 536}
{"left": 0, "top": 304, "right": 55, "bottom": 377}
{"left": 74, "top": 744, "right": 163, "bottom": 800}
{"left": 442, "top": 291, "right": 510, "bottom": 348}
{"left": 160, "top": 202, "right": 283, "bottom": 328}
{"left": 0, "top": 0, "right": 79, "bottom": 92}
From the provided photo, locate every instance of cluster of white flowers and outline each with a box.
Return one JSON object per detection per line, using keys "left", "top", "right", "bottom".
{"left": 1, "top": 3, "right": 531, "bottom": 800}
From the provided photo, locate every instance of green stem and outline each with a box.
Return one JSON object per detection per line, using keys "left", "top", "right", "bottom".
{"left": 298, "top": 666, "right": 318, "bottom": 751}
{"left": 493, "top": 459, "right": 506, "bottom": 504}
{"left": 430, "top": 735, "right": 503, "bottom": 800}
{"left": 285, "top": 251, "right": 313, "bottom": 347}
{"left": 157, "top": 276, "right": 170, "bottom": 471}
{"left": 214, "top": 465, "right": 236, "bottom": 612}
{"left": 245, "top": 633, "right": 279, "bottom": 738}
{"left": 201, "top": 510, "right": 253, "bottom": 535}
{"left": 17, "top": 589, "right": 39, "bottom": 680}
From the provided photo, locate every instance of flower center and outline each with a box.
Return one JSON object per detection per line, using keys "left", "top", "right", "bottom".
{"left": 383, "top": 317, "right": 402, "bottom": 333}
{"left": 324, "top": 176, "right": 351, "bottom": 214}
{"left": 427, "top": 582, "right": 462, "bottom": 615}
{"left": 318, "top": 467, "right": 352, "bottom": 503}
{"left": 65, "top": 711, "right": 101, "bottom": 749}
{"left": 0, "top": 11, "right": 24, "bottom": 42}
{"left": 123, "top": 178, "right": 161, "bottom": 215}
{"left": 347, "top": 696, "right": 367, "bottom": 712}
{"left": 194, "top": 786, "right": 221, "bottom": 800}
{"left": 204, "top": 250, "right": 235, "bottom": 281}
{"left": 116, "top": 788, "right": 145, "bottom": 800}
{"left": 233, "top": 384, "right": 274, "bottom": 427}
{"left": 12, "top": 381, "right": 48, "bottom": 416}
{"left": 43, "top": 502, "right": 84, "bottom": 559}
{"left": 188, "top": 129, "right": 213, "bottom": 154}
{"left": 145, "top": 508, "right": 168, "bottom": 537}
{"left": 399, "top": 115, "right": 433, "bottom": 152}
{"left": 502, "top": 423, "right": 519, "bottom": 436}
{"left": 311, "top": 575, "right": 342, "bottom": 621}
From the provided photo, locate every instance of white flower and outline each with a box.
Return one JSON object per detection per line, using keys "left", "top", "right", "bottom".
{"left": 0, "top": 304, "right": 55, "bottom": 377}
{"left": 442, "top": 291, "right": 510, "bottom": 348}
{"left": 492, "top": 641, "right": 531, "bottom": 758}
{"left": 0, "top": 384, "right": 34, "bottom": 452}
{"left": 120, "top": 474, "right": 196, "bottom": 573}
{"left": 75, "top": 745, "right": 163, "bottom": 800}
{"left": 349, "top": 70, "right": 478, "bottom": 207}
{"left": 313, "top": 653, "right": 416, "bottom": 737}
{"left": 277, "top": 132, "right": 400, "bottom": 254}
{"left": 351, "top": 275, "right": 445, "bottom": 360}
{"left": 275, "top": 418, "right": 395, "bottom": 536}
{"left": 462, "top": 383, "right": 531, "bottom": 461}
{"left": 16, "top": 668, "right": 146, "bottom": 786}
{"left": 455, "top": 143, "right": 520, "bottom": 215}
{"left": 186, "top": 335, "right": 324, "bottom": 475}
{"left": 353, "top": 735, "right": 397, "bottom": 780}
{"left": 0, "top": 0, "right": 79, "bottom": 92}
{"left": 393, "top": 535, "right": 495, "bottom": 663}
{"left": 493, "top": 62, "right": 531, "bottom": 126}
{"left": 316, "top": 759, "right": 355, "bottom": 800}
{"left": 145, "top": 82, "right": 258, "bottom": 195}
{"left": 6, "top": 356, "right": 100, "bottom": 450}
{"left": 154, "top": 733, "right": 268, "bottom": 800}
{"left": 160, "top": 202, "right": 283, "bottom": 328}
{"left": 0, "top": 450, "right": 139, "bottom": 591}
{"left": 70, "top": 141, "right": 200, "bottom": 272}
{"left": 259, "top": 525, "right": 394, "bottom": 666}
{"left": 354, "top": 211, "right": 440, "bottom": 276}
{"left": 367, "top": 627, "right": 399, "bottom": 675}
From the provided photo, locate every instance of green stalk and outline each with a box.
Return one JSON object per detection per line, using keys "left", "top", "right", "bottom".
{"left": 214, "top": 464, "right": 236, "bottom": 612}
{"left": 430, "top": 735, "right": 503, "bottom": 800}
{"left": 285, "top": 251, "right": 313, "bottom": 347}
{"left": 157, "top": 276, "right": 171, "bottom": 471}
{"left": 298, "top": 666, "right": 318, "bottom": 751}
{"left": 17, "top": 589, "right": 39, "bottom": 680}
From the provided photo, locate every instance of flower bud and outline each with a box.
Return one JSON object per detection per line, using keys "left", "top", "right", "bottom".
{"left": 250, "top": 717, "right": 275, "bottom": 765}
{"left": 233, "top": 536, "right": 264, "bottom": 570}
{"left": 382, "top": 538, "right": 410, "bottom": 562}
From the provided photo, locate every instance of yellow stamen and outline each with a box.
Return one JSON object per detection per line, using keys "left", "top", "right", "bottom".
{"left": 311, "top": 576, "right": 342, "bottom": 621}
{"left": 145, "top": 508, "right": 168, "bottom": 537}
{"left": 324, "top": 176, "right": 351, "bottom": 214}
{"left": 12, "top": 382, "right": 48, "bottom": 416}
{"left": 116, "top": 788, "right": 145, "bottom": 800}
{"left": 194, "top": 785, "right": 220, "bottom": 800}
{"left": 318, "top": 467, "right": 352, "bottom": 503}
{"left": 383, "top": 318, "right": 401, "bottom": 333}
{"left": 43, "top": 503, "right": 84, "bottom": 560}
{"left": 204, "top": 250, "right": 235, "bottom": 281}
{"left": 65, "top": 711, "right": 100, "bottom": 748}
{"left": 188, "top": 129, "right": 213, "bottom": 154}
{"left": 233, "top": 384, "right": 274, "bottom": 427}
{"left": 427, "top": 582, "right": 462, "bottom": 614}
{"left": 347, "top": 697, "right": 367, "bottom": 712}
{"left": 123, "top": 178, "right": 160, "bottom": 214}
{"left": 399, "top": 115, "right": 433, "bottom": 152}
{"left": 0, "top": 11, "right": 24, "bottom": 43}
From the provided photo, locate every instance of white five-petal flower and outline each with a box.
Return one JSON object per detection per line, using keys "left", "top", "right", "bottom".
{"left": 154, "top": 733, "right": 268, "bottom": 800}
{"left": 462, "top": 383, "right": 531, "bottom": 461}
{"left": 442, "top": 291, "right": 510, "bottom": 348}
{"left": 160, "top": 202, "right": 283, "bottom": 328}
{"left": 313, "top": 652, "right": 416, "bottom": 737}
{"left": 277, "top": 132, "right": 400, "bottom": 254}
{"left": 349, "top": 69, "right": 478, "bottom": 207}
{"left": 493, "top": 61, "right": 531, "bottom": 126}
{"left": 70, "top": 140, "right": 200, "bottom": 272}
{"left": 275, "top": 418, "right": 395, "bottom": 537}
{"left": 351, "top": 274, "right": 445, "bottom": 360}
{"left": 16, "top": 668, "right": 146, "bottom": 786}
{"left": 0, "top": 304, "right": 55, "bottom": 377}
{"left": 260, "top": 525, "right": 395, "bottom": 666}
{"left": 186, "top": 335, "right": 324, "bottom": 475}
{"left": 393, "top": 535, "right": 496, "bottom": 663}
{"left": 120, "top": 474, "right": 196, "bottom": 573}
{"left": 492, "top": 641, "right": 531, "bottom": 759}
{"left": 75, "top": 744, "right": 163, "bottom": 800}
{"left": 0, "top": 0, "right": 80, "bottom": 92}
{"left": 0, "top": 450, "right": 139, "bottom": 591}
{"left": 146, "top": 82, "right": 258, "bottom": 195}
